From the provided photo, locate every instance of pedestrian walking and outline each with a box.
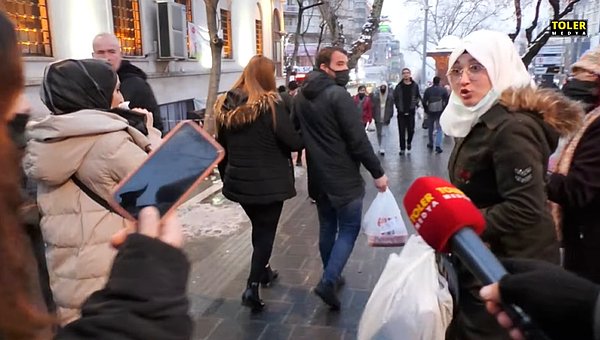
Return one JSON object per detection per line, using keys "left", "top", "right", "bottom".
{"left": 393, "top": 68, "right": 422, "bottom": 155}
{"left": 215, "top": 55, "right": 303, "bottom": 312}
{"left": 293, "top": 47, "right": 388, "bottom": 309}
{"left": 370, "top": 81, "right": 394, "bottom": 155}
{"left": 423, "top": 76, "right": 449, "bottom": 153}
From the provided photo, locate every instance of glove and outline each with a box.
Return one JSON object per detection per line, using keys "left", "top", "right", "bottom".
{"left": 499, "top": 258, "right": 600, "bottom": 340}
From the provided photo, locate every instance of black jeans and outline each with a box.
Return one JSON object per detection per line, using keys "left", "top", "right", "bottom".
{"left": 397, "top": 111, "right": 416, "bottom": 150}
{"left": 241, "top": 201, "right": 284, "bottom": 283}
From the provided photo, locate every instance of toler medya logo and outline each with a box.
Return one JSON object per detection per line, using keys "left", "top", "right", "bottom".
{"left": 550, "top": 20, "right": 588, "bottom": 37}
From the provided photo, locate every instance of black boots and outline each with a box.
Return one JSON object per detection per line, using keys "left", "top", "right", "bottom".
{"left": 314, "top": 279, "right": 341, "bottom": 310}
{"left": 241, "top": 282, "right": 265, "bottom": 312}
{"left": 261, "top": 264, "right": 279, "bottom": 287}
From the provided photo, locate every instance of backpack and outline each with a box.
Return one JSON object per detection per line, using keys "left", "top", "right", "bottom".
{"left": 427, "top": 96, "right": 444, "bottom": 113}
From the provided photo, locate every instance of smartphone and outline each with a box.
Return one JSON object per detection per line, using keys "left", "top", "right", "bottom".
{"left": 110, "top": 120, "right": 224, "bottom": 220}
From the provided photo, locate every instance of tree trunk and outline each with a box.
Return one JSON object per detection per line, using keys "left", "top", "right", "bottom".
{"left": 204, "top": 0, "right": 223, "bottom": 136}
{"left": 286, "top": 1, "right": 324, "bottom": 85}
{"left": 347, "top": 0, "right": 385, "bottom": 70}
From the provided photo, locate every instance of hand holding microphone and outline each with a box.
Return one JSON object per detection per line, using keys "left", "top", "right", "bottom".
{"left": 402, "top": 176, "right": 550, "bottom": 340}
{"left": 480, "top": 258, "right": 600, "bottom": 340}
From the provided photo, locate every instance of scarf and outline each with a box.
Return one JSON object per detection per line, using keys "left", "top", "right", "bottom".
{"left": 440, "top": 30, "right": 534, "bottom": 137}
{"left": 550, "top": 108, "right": 600, "bottom": 241}
{"left": 41, "top": 59, "right": 116, "bottom": 114}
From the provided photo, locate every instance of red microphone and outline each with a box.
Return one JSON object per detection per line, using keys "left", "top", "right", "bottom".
{"left": 402, "top": 176, "right": 550, "bottom": 340}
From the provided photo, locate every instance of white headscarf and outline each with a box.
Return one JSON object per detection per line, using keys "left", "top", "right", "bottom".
{"left": 440, "top": 30, "right": 534, "bottom": 137}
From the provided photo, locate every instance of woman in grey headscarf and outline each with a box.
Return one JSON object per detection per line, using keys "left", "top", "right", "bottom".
{"left": 24, "top": 59, "right": 151, "bottom": 325}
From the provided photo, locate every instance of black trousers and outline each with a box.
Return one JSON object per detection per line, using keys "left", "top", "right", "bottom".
{"left": 241, "top": 201, "right": 284, "bottom": 283}
{"left": 397, "top": 111, "right": 416, "bottom": 150}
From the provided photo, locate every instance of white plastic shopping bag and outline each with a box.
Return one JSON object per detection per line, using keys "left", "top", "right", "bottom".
{"left": 358, "top": 235, "right": 453, "bottom": 340}
{"left": 363, "top": 189, "right": 409, "bottom": 247}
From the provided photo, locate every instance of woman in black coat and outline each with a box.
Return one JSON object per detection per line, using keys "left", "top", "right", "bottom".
{"left": 549, "top": 46, "right": 600, "bottom": 284}
{"left": 215, "top": 55, "right": 303, "bottom": 312}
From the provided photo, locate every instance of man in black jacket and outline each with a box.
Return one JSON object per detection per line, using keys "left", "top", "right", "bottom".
{"left": 293, "top": 47, "right": 388, "bottom": 309}
{"left": 92, "top": 33, "right": 164, "bottom": 134}
{"left": 423, "top": 76, "right": 449, "bottom": 153}
{"left": 393, "top": 68, "right": 423, "bottom": 155}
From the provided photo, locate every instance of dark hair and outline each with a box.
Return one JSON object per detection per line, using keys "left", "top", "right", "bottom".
{"left": 288, "top": 81, "right": 299, "bottom": 91}
{"left": 0, "top": 11, "right": 53, "bottom": 338}
{"left": 277, "top": 85, "right": 287, "bottom": 93}
{"left": 433, "top": 76, "right": 441, "bottom": 85}
{"left": 402, "top": 68, "right": 411, "bottom": 73}
{"left": 358, "top": 85, "right": 366, "bottom": 91}
{"left": 315, "top": 46, "right": 348, "bottom": 69}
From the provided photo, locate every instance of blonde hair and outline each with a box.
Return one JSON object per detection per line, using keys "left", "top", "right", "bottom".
{"left": 215, "top": 55, "right": 279, "bottom": 130}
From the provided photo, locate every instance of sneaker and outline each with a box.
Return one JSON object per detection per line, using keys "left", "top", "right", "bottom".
{"left": 379, "top": 148, "right": 385, "bottom": 155}
{"left": 407, "top": 144, "right": 412, "bottom": 151}
{"left": 427, "top": 144, "right": 433, "bottom": 150}
{"left": 314, "top": 280, "right": 341, "bottom": 310}
{"left": 435, "top": 147, "right": 443, "bottom": 154}
{"left": 399, "top": 150, "right": 405, "bottom": 156}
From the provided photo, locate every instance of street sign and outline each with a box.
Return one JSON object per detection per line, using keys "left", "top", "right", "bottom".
{"left": 535, "top": 56, "right": 563, "bottom": 65}
{"left": 539, "top": 45, "right": 564, "bottom": 54}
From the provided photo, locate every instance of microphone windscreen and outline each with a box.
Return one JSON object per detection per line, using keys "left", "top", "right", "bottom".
{"left": 402, "top": 176, "right": 485, "bottom": 252}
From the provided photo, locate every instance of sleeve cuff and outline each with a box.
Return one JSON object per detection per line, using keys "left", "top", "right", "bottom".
{"left": 107, "top": 234, "right": 190, "bottom": 297}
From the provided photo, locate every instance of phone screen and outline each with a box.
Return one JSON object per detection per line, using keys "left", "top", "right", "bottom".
{"left": 113, "top": 122, "right": 223, "bottom": 219}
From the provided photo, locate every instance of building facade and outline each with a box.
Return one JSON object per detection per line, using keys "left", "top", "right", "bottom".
{"left": 282, "top": 0, "right": 370, "bottom": 67}
{"left": 2, "top": 0, "right": 285, "bottom": 131}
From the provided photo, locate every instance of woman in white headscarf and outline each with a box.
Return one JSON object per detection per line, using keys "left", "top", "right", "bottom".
{"left": 441, "top": 30, "right": 582, "bottom": 340}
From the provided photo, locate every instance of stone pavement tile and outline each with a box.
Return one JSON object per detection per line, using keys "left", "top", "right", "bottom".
{"left": 219, "top": 279, "right": 248, "bottom": 299}
{"left": 276, "top": 268, "right": 311, "bottom": 286}
{"left": 207, "top": 319, "right": 268, "bottom": 340}
{"left": 192, "top": 316, "right": 221, "bottom": 339}
{"left": 269, "top": 254, "right": 307, "bottom": 270}
{"left": 289, "top": 325, "right": 345, "bottom": 340}
{"left": 282, "top": 301, "right": 319, "bottom": 325}
{"left": 237, "top": 300, "right": 293, "bottom": 323}
{"left": 201, "top": 298, "right": 244, "bottom": 319}
{"left": 259, "top": 283, "right": 289, "bottom": 302}
{"left": 285, "top": 244, "right": 318, "bottom": 257}
{"left": 258, "top": 324, "right": 296, "bottom": 340}
{"left": 282, "top": 285, "right": 312, "bottom": 304}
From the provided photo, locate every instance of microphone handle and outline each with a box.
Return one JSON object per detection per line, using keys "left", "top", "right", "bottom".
{"left": 450, "top": 228, "right": 552, "bottom": 340}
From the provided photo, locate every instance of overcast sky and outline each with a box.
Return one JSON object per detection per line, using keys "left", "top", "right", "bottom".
{"left": 380, "top": 0, "right": 553, "bottom": 72}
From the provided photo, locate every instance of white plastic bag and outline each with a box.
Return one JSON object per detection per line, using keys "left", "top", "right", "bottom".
{"left": 358, "top": 235, "right": 454, "bottom": 340}
{"left": 363, "top": 189, "right": 409, "bottom": 247}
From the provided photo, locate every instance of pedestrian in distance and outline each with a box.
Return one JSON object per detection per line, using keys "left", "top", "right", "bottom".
{"left": 423, "top": 76, "right": 449, "bottom": 153}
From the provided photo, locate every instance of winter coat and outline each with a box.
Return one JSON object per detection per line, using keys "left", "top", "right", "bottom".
{"left": 56, "top": 234, "right": 192, "bottom": 339}
{"left": 118, "top": 60, "right": 163, "bottom": 134}
{"left": 393, "top": 79, "right": 422, "bottom": 113}
{"left": 293, "top": 71, "right": 384, "bottom": 207}
{"left": 446, "top": 87, "right": 581, "bottom": 340}
{"left": 448, "top": 87, "right": 580, "bottom": 262}
{"left": 216, "top": 89, "right": 303, "bottom": 205}
{"left": 548, "top": 107, "right": 600, "bottom": 283}
{"left": 353, "top": 94, "right": 373, "bottom": 124}
{"left": 23, "top": 110, "right": 149, "bottom": 325}
{"left": 370, "top": 88, "right": 394, "bottom": 124}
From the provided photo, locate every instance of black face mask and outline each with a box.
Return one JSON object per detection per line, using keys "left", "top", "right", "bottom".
{"left": 358, "top": 93, "right": 366, "bottom": 99}
{"left": 562, "top": 79, "right": 599, "bottom": 113}
{"left": 332, "top": 69, "right": 350, "bottom": 87}
{"left": 380, "top": 86, "right": 387, "bottom": 93}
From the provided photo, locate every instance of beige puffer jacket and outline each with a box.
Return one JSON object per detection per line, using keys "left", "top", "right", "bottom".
{"left": 23, "top": 110, "right": 150, "bottom": 325}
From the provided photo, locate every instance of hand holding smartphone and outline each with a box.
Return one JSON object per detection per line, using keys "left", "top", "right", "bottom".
{"left": 110, "top": 121, "right": 224, "bottom": 220}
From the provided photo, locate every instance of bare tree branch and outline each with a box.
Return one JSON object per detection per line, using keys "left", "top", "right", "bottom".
{"left": 509, "top": 0, "right": 522, "bottom": 41}
{"left": 521, "top": 0, "right": 582, "bottom": 66}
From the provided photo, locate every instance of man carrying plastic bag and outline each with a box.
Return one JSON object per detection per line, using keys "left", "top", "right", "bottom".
{"left": 363, "top": 189, "right": 409, "bottom": 247}
{"left": 358, "top": 235, "right": 454, "bottom": 340}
